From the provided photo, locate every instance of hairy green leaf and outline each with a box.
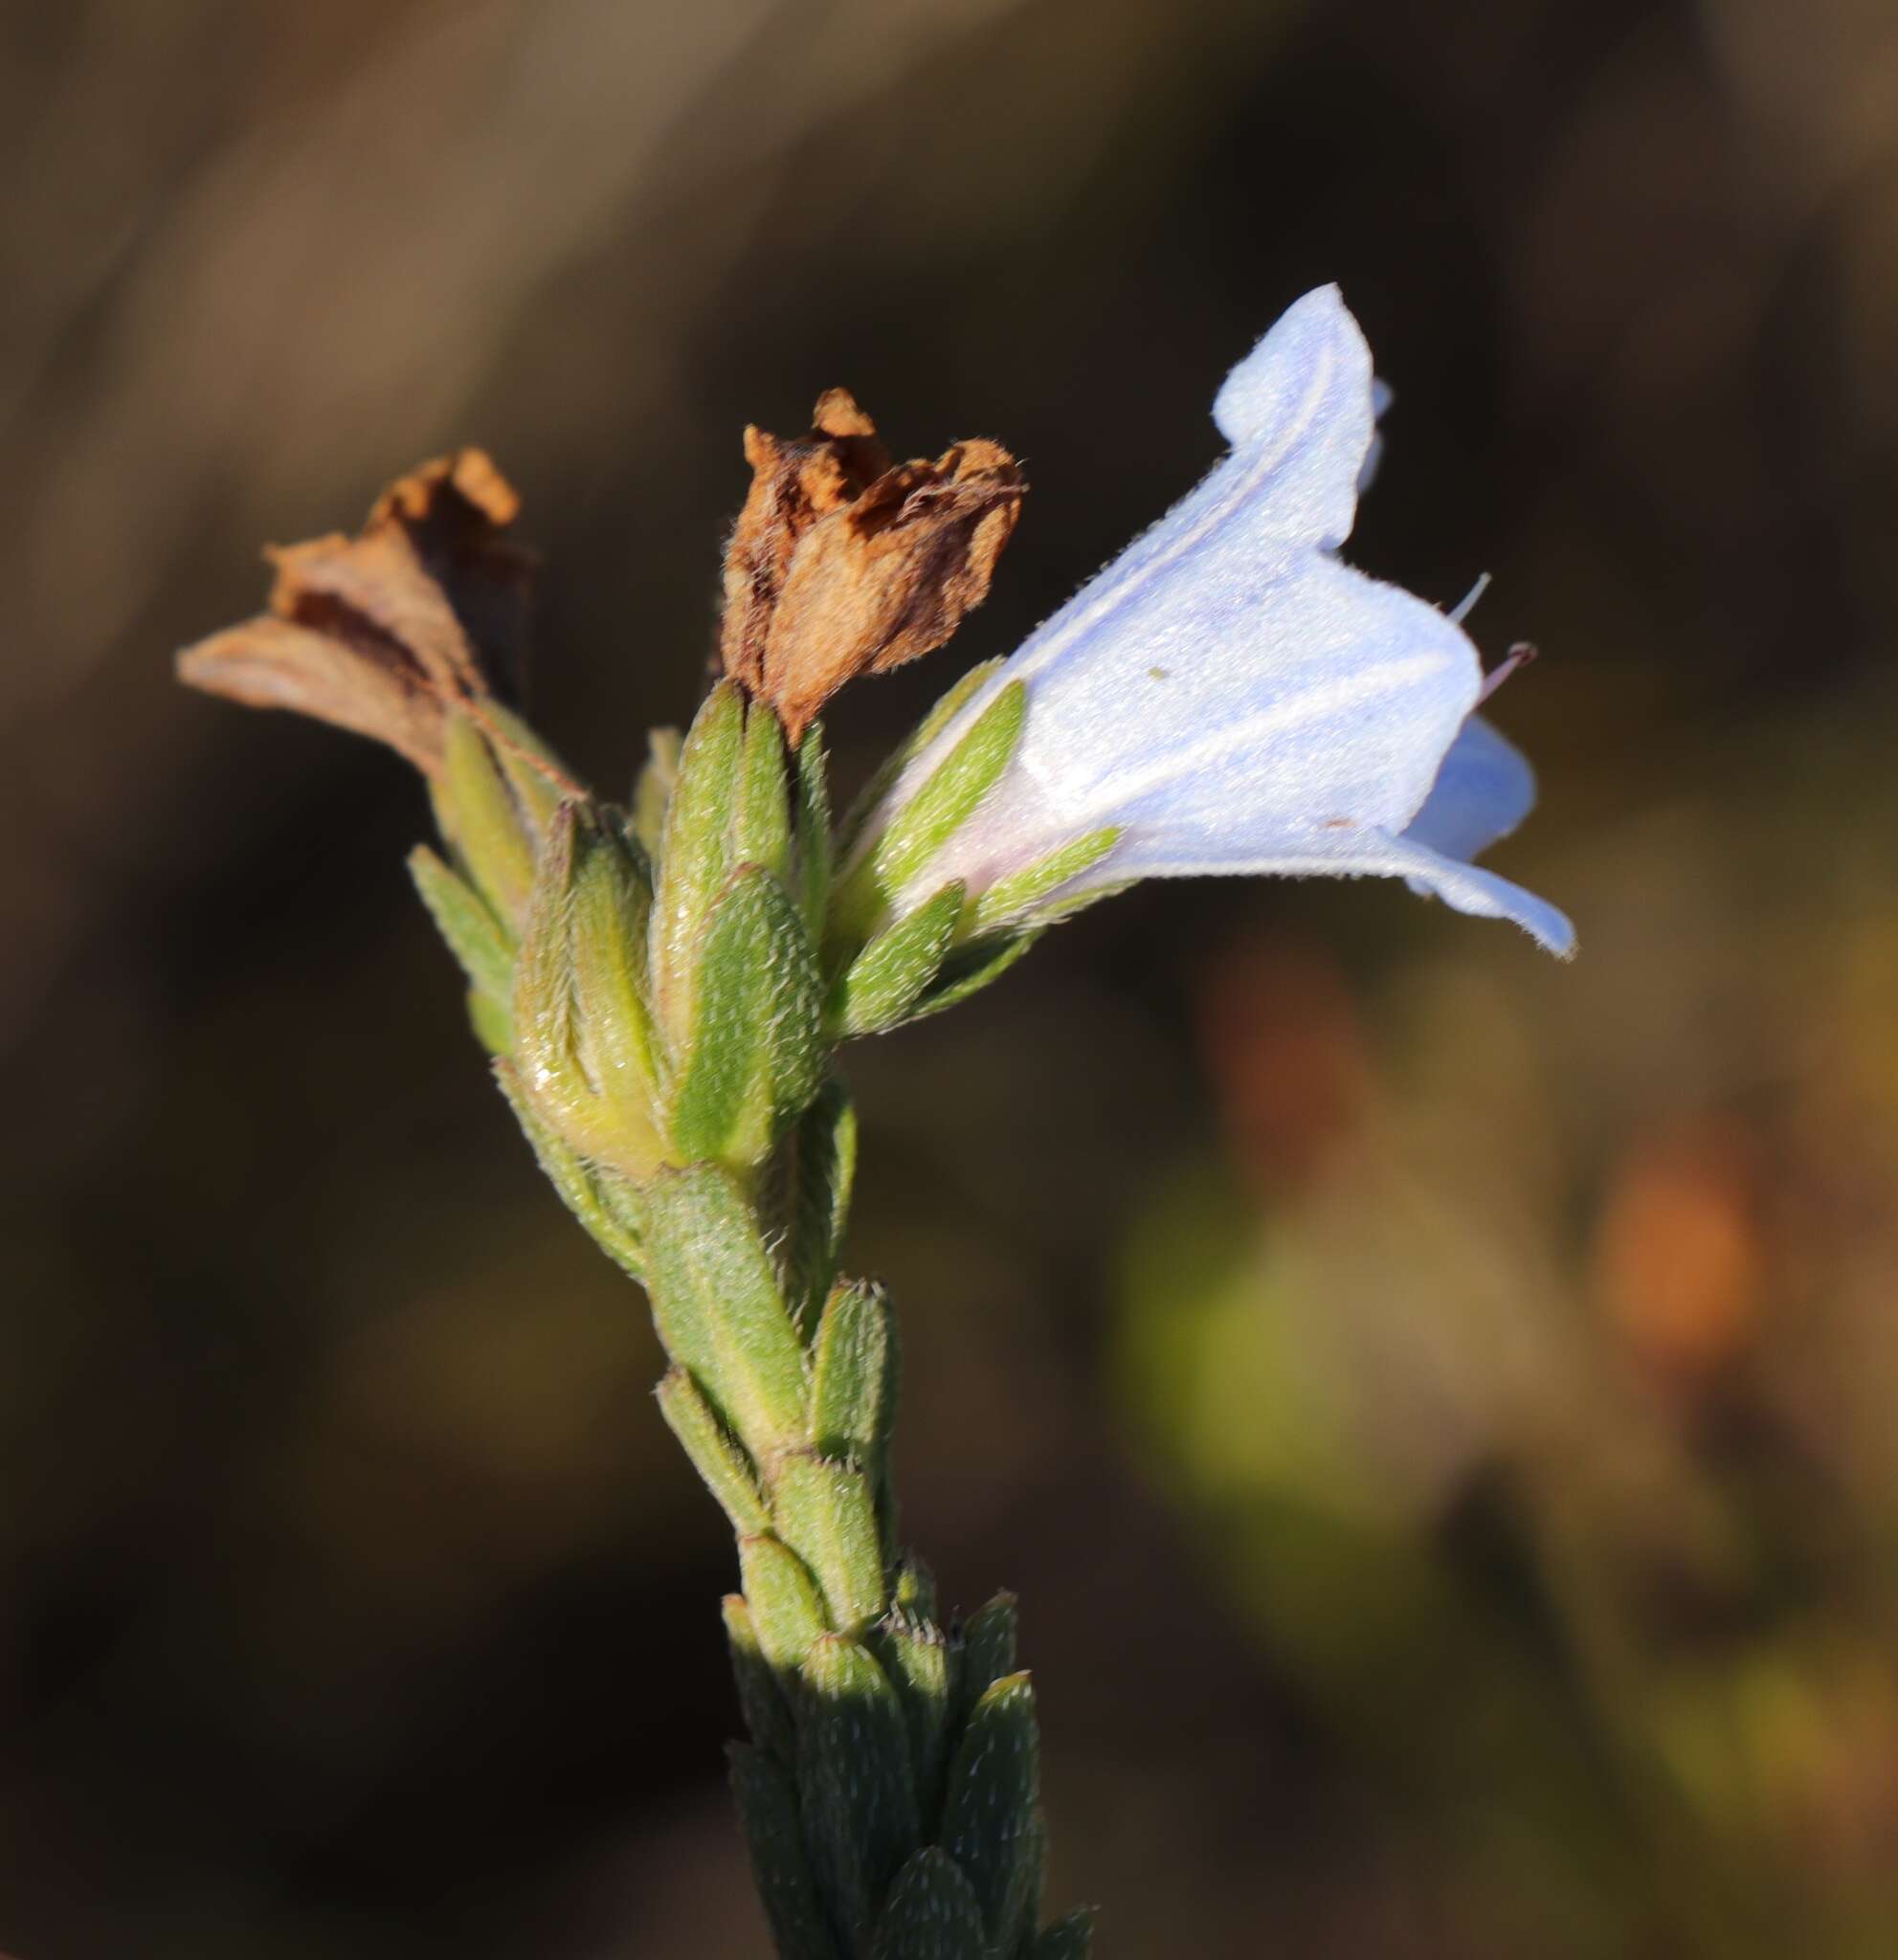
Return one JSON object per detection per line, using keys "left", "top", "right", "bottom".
{"left": 730, "top": 1743, "right": 843, "bottom": 1960}
{"left": 870, "top": 1847, "right": 987, "bottom": 1960}
{"left": 774, "top": 1451, "right": 885, "bottom": 1636}
{"left": 797, "top": 1634, "right": 920, "bottom": 1944}
{"left": 635, "top": 1163, "right": 809, "bottom": 1456}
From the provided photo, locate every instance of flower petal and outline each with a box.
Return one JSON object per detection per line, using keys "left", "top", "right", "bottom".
{"left": 970, "top": 285, "right": 1382, "bottom": 720}
{"left": 1400, "top": 712, "right": 1536, "bottom": 861}
{"left": 1001, "top": 548, "right": 1479, "bottom": 839}
{"left": 1071, "top": 816, "right": 1575, "bottom": 957}
{"left": 1211, "top": 283, "right": 1378, "bottom": 550}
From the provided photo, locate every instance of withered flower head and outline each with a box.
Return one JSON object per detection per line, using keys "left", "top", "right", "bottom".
{"left": 717, "top": 388, "right": 1023, "bottom": 744}
{"left": 176, "top": 450, "right": 535, "bottom": 775}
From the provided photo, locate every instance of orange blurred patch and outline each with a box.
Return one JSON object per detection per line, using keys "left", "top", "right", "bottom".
{"left": 1593, "top": 1118, "right": 1764, "bottom": 1380}
{"left": 1195, "top": 937, "right": 1373, "bottom": 1194}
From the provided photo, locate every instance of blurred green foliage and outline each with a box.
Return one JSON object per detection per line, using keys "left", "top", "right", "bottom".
{"left": 1118, "top": 701, "right": 1898, "bottom": 1958}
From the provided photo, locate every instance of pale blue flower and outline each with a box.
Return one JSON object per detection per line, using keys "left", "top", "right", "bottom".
{"left": 861, "top": 285, "right": 1574, "bottom": 957}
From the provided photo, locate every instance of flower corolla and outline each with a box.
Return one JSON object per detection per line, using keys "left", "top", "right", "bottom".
{"left": 852, "top": 285, "right": 1574, "bottom": 957}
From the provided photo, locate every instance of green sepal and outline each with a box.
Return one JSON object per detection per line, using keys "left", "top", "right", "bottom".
{"left": 566, "top": 804, "right": 662, "bottom": 1148}
{"left": 724, "top": 1592, "right": 796, "bottom": 1765}
{"left": 1037, "top": 877, "right": 1134, "bottom": 923}
{"left": 650, "top": 681, "right": 746, "bottom": 1051}
{"left": 773, "top": 1451, "right": 886, "bottom": 1636}
{"left": 837, "top": 657, "right": 1005, "bottom": 858}
{"left": 809, "top": 1281, "right": 893, "bottom": 1464}
{"left": 784, "top": 1078, "right": 858, "bottom": 1341}
{"left": 734, "top": 701, "right": 792, "bottom": 881}
{"left": 666, "top": 867, "right": 823, "bottom": 1171}
{"left": 967, "top": 827, "right": 1120, "bottom": 936}
{"left": 909, "top": 929, "right": 1044, "bottom": 1022}
{"left": 870, "top": 1847, "right": 987, "bottom": 1960}
{"left": 510, "top": 803, "right": 663, "bottom": 1179}
{"left": 409, "top": 845, "right": 514, "bottom": 1026}
{"left": 729, "top": 1743, "right": 844, "bottom": 1960}
{"left": 872, "top": 1611, "right": 953, "bottom": 1829}
{"left": 439, "top": 708, "right": 539, "bottom": 926}
{"left": 828, "top": 882, "right": 965, "bottom": 1038}
{"left": 465, "top": 987, "right": 514, "bottom": 1057}
{"left": 492, "top": 1059, "right": 642, "bottom": 1280}
{"left": 954, "top": 1592, "right": 1019, "bottom": 1726}
{"left": 793, "top": 723, "right": 832, "bottom": 941}
{"left": 634, "top": 1163, "right": 809, "bottom": 1456}
{"left": 1032, "top": 1908, "right": 1096, "bottom": 1958}
{"left": 796, "top": 1634, "right": 921, "bottom": 1944}
{"left": 740, "top": 1534, "right": 830, "bottom": 1674}
{"left": 833, "top": 680, "right": 1026, "bottom": 941}
{"left": 633, "top": 726, "right": 681, "bottom": 860}
{"left": 656, "top": 1367, "right": 770, "bottom": 1537}
{"left": 940, "top": 1671, "right": 1042, "bottom": 1949}
{"left": 480, "top": 700, "right": 572, "bottom": 842}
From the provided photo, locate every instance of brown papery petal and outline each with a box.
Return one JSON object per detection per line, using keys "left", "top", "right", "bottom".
{"left": 716, "top": 391, "right": 1024, "bottom": 745}
{"left": 177, "top": 449, "right": 533, "bottom": 775}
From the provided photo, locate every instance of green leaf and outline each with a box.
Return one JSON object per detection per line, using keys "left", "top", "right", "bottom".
{"left": 832, "top": 680, "right": 1026, "bottom": 939}
{"left": 734, "top": 701, "right": 792, "bottom": 880}
{"left": 730, "top": 1743, "right": 844, "bottom": 1960}
{"left": 953, "top": 1592, "right": 1019, "bottom": 1728}
{"left": 968, "top": 827, "right": 1120, "bottom": 935}
{"left": 828, "top": 882, "right": 965, "bottom": 1038}
{"left": 870, "top": 1847, "right": 987, "bottom": 1960}
{"left": 837, "top": 657, "right": 1005, "bottom": 858}
{"left": 1031, "top": 1907, "right": 1096, "bottom": 1958}
{"left": 439, "top": 708, "right": 538, "bottom": 924}
{"left": 773, "top": 1451, "right": 886, "bottom": 1636}
{"left": 808, "top": 1281, "right": 893, "bottom": 1463}
{"left": 651, "top": 681, "right": 745, "bottom": 1050}
{"left": 633, "top": 726, "right": 681, "bottom": 860}
{"left": 784, "top": 1078, "right": 858, "bottom": 1341}
{"left": 793, "top": 722, "right": 832, "bottom": 941}
{"left": 667, "top": 867, "right": 823, "bottom": 1170}
{"left": 940, "top": 1671, "right": 1042, "bottom": 1949}
{"left": 740, "top": 1534, "right": 830, "bottom": 1674}
{"left": 796, "top": 1634, "right": 921, "bottom": 1944}
{"left": 724, "top": 1593, "right": 796, "bottom": 1765}
{"left": 656, "top": 1368, "right": 770, "bottom": 1537}
{"left": 492, "top": 1058, "right": 643, "bottom": 1281}
{"left": 634, "top": 1163, "right": 810, "bottom": 1457}
{"left": 871, "top": 1612, "right": 953, "bottom": 1831}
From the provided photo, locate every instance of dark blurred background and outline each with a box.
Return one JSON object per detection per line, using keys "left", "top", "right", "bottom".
{"left": 6, "top": 0, "right": 1898, "bottom": 1953}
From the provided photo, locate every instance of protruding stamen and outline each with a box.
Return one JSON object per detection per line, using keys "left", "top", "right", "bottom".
{"left": 1478, "top": 640, "right": 1538, "bottom": 704}
{"left": 1449, "top": 571, "right": 1491, "bottom": 625}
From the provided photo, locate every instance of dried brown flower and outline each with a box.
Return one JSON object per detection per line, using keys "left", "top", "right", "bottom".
{"left": 718, "top": 389, "right": 1023, "bottom": 744}
{"left": 176, "top": 450, "right": 536, "bottom": 775}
